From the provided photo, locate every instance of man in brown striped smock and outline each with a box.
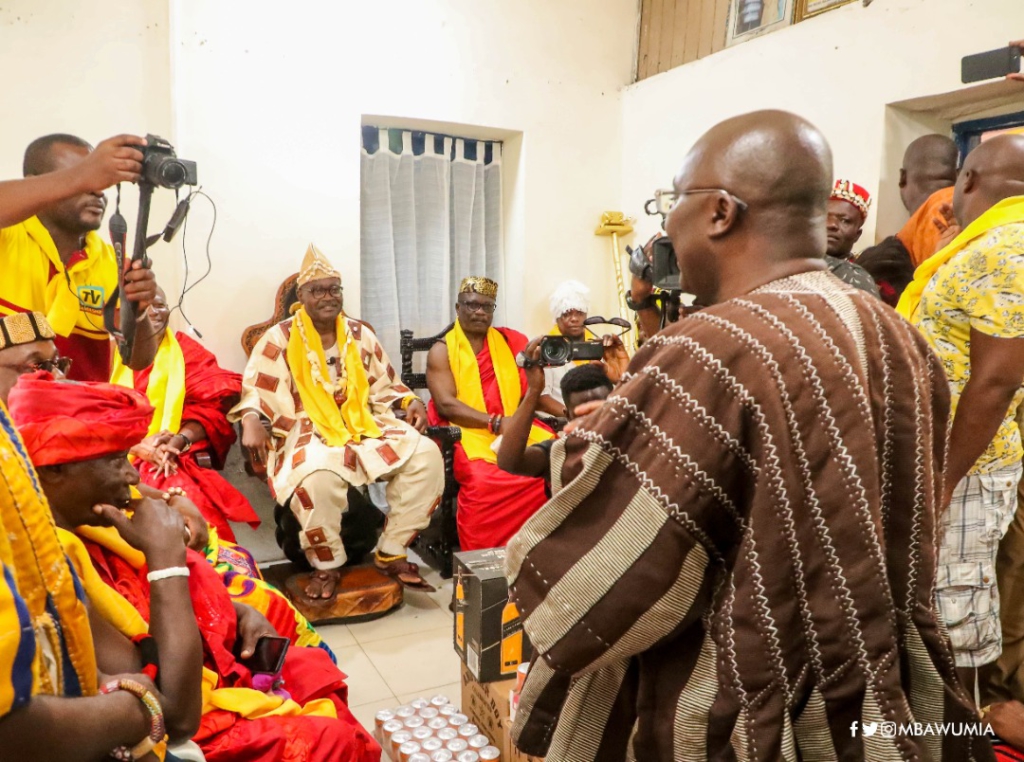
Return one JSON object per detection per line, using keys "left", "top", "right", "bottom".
{"left": 506, "top": 111, "right": 992, "bottom": 761}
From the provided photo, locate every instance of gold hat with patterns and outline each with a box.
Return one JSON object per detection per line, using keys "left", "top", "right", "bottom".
{"left": 298, "top": 243, "right": 341, "bottom": 287}
{"left": 0, "top": 312, "right": 56, "bottom": 351}
{"left": 459, "top": 276, "right": 498, "bottom": 298}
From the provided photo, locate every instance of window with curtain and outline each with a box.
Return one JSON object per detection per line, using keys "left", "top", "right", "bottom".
{"left": 360, "top": 126, "right": 503, "bottom": 362}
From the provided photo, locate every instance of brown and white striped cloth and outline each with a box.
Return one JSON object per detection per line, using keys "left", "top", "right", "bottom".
{"left": 507, "top": 270, "right": 993, "bottom": 761}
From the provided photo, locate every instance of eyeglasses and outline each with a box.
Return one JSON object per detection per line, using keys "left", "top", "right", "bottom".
{"left": 651, "top": 187, "right": 749, "bottom": 215}
{"left": 459, "top": 301, "right": 497, "bottom": 314}
{"left": 304, "top": 285, "right": 343, "bottom": 299}
{"left": 0, "top": 357, "right": 73, "bottom": 375}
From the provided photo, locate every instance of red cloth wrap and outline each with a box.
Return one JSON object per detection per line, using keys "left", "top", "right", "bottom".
{"left": 8, "top": 371, "right": 154, "bottom": 466}
{"left": 427, "top": 327, "right": 550, "bottom": 551}
{"left": 132, "top": 334, "right": 259, "bottom": 539}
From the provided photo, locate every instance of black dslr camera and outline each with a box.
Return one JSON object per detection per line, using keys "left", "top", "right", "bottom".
{"left": 629, "top": 235, "right": 681, "bottom": 291}
{"left": 140, "top": 134, "right": 197, "bottom": 189}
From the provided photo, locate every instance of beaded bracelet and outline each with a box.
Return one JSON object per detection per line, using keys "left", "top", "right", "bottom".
{"left": 163, "top": 487, "right": 188, "bottom": 500}
{"left": 100, "top": 678, "right": 165, "bottom": 760}
{"left": 399, "top": 395, "right": 421, "bottom": 411}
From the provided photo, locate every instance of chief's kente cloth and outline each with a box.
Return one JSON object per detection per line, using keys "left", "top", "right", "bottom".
{"left": 229, "top": 315, "right": 419, "bottom": 504}
{"left": 113, "top": 330, "right": 260, "bottom": 540}
{"left": 508, "top": 270, "right": 989, "bottom": 762}
{"left": 0, "top": 400, "right": 96, "bottom": 719}
{"left": 0, "top": 216, "right": 120, "bottom": 381}
{"left": 428, "top": 325, "right": 551, "bottom": 551}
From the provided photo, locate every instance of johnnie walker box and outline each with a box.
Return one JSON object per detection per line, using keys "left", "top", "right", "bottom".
{"left": 452, "top": 547, "right": 533, "bottom": 683}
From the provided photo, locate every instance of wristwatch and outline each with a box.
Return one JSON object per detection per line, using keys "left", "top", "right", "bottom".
{"left": 175, "top": 431, "right": 193, "bottom": 454}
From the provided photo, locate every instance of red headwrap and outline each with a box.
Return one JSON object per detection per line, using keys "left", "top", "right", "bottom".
{"left": 8, "top": 372, "right": 154, "bottom": 467}
{"left": 831, "top": 179, "right": 872, "bottom": 221}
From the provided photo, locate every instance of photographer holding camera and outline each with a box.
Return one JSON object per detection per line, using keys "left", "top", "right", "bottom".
{"left": 497, "top": 342, "right": 614, "bottom": 483}
{"left": 0, "top": 133, "right": 162, "bottom": 381}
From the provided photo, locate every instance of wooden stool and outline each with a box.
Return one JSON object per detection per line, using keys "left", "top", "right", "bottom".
{"left": 283, "top": 565, "right": 403, "bottom": 625}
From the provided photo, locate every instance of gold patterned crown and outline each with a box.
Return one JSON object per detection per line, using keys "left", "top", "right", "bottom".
{"left": 0, "top": 312, "right": 56, "bottom": 350}
{"left": 298, "top": 243, "right": 341, "bottom": 287}
{"left": 459, "top": 276, "right": 498, "bottom": 298}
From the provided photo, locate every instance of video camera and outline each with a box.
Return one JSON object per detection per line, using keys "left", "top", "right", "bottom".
{"left": 531, "top": 316, "right": 632, "bottom": 368}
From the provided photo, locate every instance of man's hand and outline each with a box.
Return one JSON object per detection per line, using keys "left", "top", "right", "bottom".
{"left": 521, "top": 338, "right": 546, "bottom": 394}
{"left": 233, "top": 603, "right": 277, "bottom": 661}
{"left": 167, "top": 494, "right": 210, "bottom": 552}
{"left": 130, "top": 431, "right": 175, "bottom": 468}
{"left": 71, "top": 135, "right": 147, "bottom": 194}
{"left": 563, "top": 400, "right": 607, "bottom": 434}
{"left": 241, "top": 414, "right": 271, "bottom": 468}
{"left": 600, "top": 334, "right": 629, "bottom": 382}
{"left": 123, "top": 260, "right": 157, "bottom": 312}
{"left": 93, "top": 497, "right": 187, "bottom": 571}
{"left": 1009, "top": 40, "right": 1024, "bottom": 82}
{"left": 932, "top": 202, "right": 961, "bottom": 253}
{"left": 406, "top": 399, "right": 429, "bottom": 433}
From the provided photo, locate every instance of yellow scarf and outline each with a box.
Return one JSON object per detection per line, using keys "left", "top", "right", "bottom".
{"left": 897, "top": 196, "right": 1024, "bottom": 321}
{"left": 285, "top": 308, "right": 380, "bottom": 447}
{"left": 57, "top": 528, "right": 336, "bottom": 727}
{"left": 0, "top": 402, "right": 97, "bottom": 711}
{"left": 20, "top": 216, "right": 113, "bottom": 337}
{"left": 111, "top": 331, "right": 186, "bottom": 437}
{"left": 446, "top": 322, "right": 552, "bottom": 462}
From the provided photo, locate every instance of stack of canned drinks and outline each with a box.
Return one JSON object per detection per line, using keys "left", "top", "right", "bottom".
{"left": 374, "top": 694, "right": 502, "bottom": 761}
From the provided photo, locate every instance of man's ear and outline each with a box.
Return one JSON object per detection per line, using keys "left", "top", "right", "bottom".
{"left": 853, "top": 226, "right": 864, "bottom": 245}
{"left": 961, "top": 168, "right": 977, "bottom": 195}
{"left": 708, "top": 195, "right": 742, "bottom": 239}
{"left": 899, "top": 168, "right": 907, "bottom": 189}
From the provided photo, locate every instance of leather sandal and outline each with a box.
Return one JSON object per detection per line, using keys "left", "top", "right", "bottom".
{"left": 374, "top": 556, "right": 436, "bottom": 592}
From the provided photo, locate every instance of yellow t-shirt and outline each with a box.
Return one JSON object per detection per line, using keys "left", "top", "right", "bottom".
{"left": 0, "top": 217, "right": 119, "bottom": 380}
{"left": 914, "top": 221, "right": 1024, "bottom": 473}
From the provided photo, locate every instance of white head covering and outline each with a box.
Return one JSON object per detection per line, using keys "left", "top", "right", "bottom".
{"left": 549, "top": 280, "right": 590, "bottom": 320}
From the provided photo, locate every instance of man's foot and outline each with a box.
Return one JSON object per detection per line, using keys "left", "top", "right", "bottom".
{"left": 988, "top": 700, "right": 1024, "bottom": 750}
{"left": 302, "top": 569, "right": 343, "bottom": 600}
{"left": 374, "top": 554, "right": 436, "bottom": 592}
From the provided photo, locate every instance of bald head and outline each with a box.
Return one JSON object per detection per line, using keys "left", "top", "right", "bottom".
{"left": 953, "top": 133, "right": 1024, "bottom": 228}
{"left": 900, "top": 135, "right": 958, "bottom": 213}
{"left": 665, "top": 110, "right": 833, "bottom": 305}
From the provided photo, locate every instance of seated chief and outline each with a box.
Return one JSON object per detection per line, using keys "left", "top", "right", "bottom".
{"left": 231, "top": 244, "right": 444, "bottom": 599}
{"left": 426, "top": 277, "right": 554, "bottom": 551}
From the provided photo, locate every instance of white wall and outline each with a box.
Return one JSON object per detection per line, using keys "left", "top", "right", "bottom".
{"left": 171, "top": 0, "right": 638, "bottom": 371}
{"left": 0, "top": 0, "right": 178, "bottom": 289}
{"left": 620, "top": 0, "right": 1024, "bottom": 249}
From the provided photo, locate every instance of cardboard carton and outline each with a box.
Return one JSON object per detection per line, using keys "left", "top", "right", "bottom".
{"left": 453, "top": 547, "right": 533, "bottom": 683}
{"left": 461, "top": 664, "right": 544, "bottom": 762}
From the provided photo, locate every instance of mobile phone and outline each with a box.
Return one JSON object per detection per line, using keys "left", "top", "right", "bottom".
{"left": 962, "top": 46, "right": 1021, "bottom": 84}
{"left": 241, "top": 635, "right": 289, "bottom": 674}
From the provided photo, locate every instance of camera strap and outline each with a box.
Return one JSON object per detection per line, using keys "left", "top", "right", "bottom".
{"left": 104, "top": 185, "right": 128, "bottom": 342}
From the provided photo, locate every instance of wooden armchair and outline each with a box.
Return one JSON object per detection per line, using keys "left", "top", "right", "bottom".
{"left": 239, "top": 273, "right": 382, "bottom": 569}
{"left": 400, "top": 325, "right": 462, "bottom": 579}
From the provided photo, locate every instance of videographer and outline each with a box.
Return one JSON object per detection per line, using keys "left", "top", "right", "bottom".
{"left": 0, "top": 133, "right": 162, "bottom": 381}
{"left": 497, "top": 339, "right": 614, "bottom": 483}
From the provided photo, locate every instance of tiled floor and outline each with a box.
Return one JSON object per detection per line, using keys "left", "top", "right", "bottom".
{"left": 317, "top": 566, "right": 462, "bottom": 734}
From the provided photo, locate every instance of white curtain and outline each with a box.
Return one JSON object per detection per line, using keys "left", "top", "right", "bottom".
{"left": 360, "top": 128, "right": 503, "bottom": 362}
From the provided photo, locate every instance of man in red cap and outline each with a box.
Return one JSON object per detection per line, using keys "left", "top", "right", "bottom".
{"left": 824, "top": 179, "right": 880, "bottom": 297}
{"left": 8, "top": 373, "right": 381, "bottom": 762}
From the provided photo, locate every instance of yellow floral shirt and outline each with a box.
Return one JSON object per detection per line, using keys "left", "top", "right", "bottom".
{"left": 914, "top": 222, "right": 1024, "bottom": 474}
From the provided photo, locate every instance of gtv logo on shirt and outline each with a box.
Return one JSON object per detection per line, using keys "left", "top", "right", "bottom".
{"left": 77, "top": 285, "right": 105, "bottom": 313}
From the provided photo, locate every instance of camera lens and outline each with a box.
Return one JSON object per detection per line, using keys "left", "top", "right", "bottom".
{"left": 159, "top": 160, "right": 187, "bottom": 189}
{"left": 540, "top": 337, "right": 571, "bottom": 366}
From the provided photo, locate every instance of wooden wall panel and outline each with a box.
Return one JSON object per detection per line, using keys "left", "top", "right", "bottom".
{"left": 636, "top": 0, "right": 731, "bottom": 80}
